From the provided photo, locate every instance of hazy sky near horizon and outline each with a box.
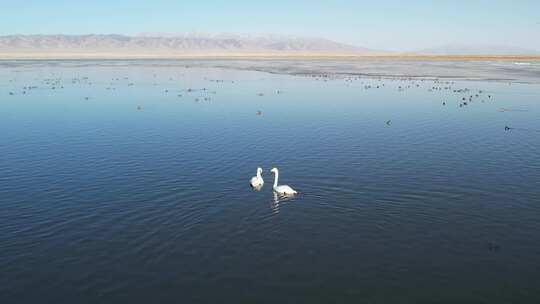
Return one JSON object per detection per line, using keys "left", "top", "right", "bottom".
{"left": 1, "top": 0, "right": 539, "bottom": 51}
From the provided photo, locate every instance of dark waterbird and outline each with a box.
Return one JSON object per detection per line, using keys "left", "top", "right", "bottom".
{"left": 488, "top": 242, "right": 501, "bottom": 252}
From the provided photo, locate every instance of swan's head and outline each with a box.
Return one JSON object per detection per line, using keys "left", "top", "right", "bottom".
{"left": 257, "top": 167, "right": 263, "bottom": 174}
{"left": 270, "top": 167, "right": 278, "bottom": 174}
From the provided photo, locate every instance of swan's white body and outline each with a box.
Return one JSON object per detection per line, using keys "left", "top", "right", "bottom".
{"left": 250, "top": 167, "right": 264, "bottom": 188}
{"left": 271, "top": 168, "right": 297, "bottom": 195}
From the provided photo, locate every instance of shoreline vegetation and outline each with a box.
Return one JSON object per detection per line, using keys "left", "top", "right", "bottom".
{"left": 1, "top": 52, "right": 540, "bottom": 61}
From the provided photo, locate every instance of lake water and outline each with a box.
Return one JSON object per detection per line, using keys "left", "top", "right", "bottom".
{"left": 1, "top": 60, "right": 540, "bottom": 303}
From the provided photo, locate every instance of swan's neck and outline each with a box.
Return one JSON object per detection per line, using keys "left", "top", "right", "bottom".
{"left": 273, "top": 171, "right": 279, "bottom": 188}
{"left": 257, "top": 170, "right": 262, "bottom": 178}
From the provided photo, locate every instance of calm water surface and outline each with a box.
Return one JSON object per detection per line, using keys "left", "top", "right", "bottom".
{"left": 1, "top": 61, "right": 540, "bottom": 303}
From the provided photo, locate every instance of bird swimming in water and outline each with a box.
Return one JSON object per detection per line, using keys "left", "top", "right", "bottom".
{"left": 270, "top": 168, "right": 297, "bottom": 196}
{"left": 250, "top": 167, "right": 264, "bottom": 189}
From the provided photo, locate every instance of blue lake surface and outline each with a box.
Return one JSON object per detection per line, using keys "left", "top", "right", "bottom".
{"left": 1, "top": 61, "right": 540, "bottom": 303}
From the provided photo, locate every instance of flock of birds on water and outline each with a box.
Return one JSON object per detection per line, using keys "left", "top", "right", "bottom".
{"left": 6, "top": 65, "right": 538, "bottom": 142}
{"left": 2, "top": 70, "right": 534, "bottom": 152}
{"left": 5, "top": 69, "right": 525, "bottom": 134}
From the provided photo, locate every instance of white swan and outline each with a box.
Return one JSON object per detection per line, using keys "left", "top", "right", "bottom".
{"left": 250, "top": 167, "right": 264, "bottom": 188}
{"left": 270, "top": 168, "right": 297, "bottom": 195}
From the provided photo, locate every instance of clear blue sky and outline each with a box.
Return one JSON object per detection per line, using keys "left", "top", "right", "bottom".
{"left": 1, "top": 0, "right": 539, "bottom": 51}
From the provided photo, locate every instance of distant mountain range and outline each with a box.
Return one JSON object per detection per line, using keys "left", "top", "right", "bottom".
{"left": 0, "top": 34, "right": 538, "bottom": 57}
{"left": 0, "top": 34, "right": 376, "bottom": 56}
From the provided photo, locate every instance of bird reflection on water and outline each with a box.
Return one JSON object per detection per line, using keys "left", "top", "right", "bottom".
{"left": 270, "top": 192, "right": 296, "bottom": 215}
